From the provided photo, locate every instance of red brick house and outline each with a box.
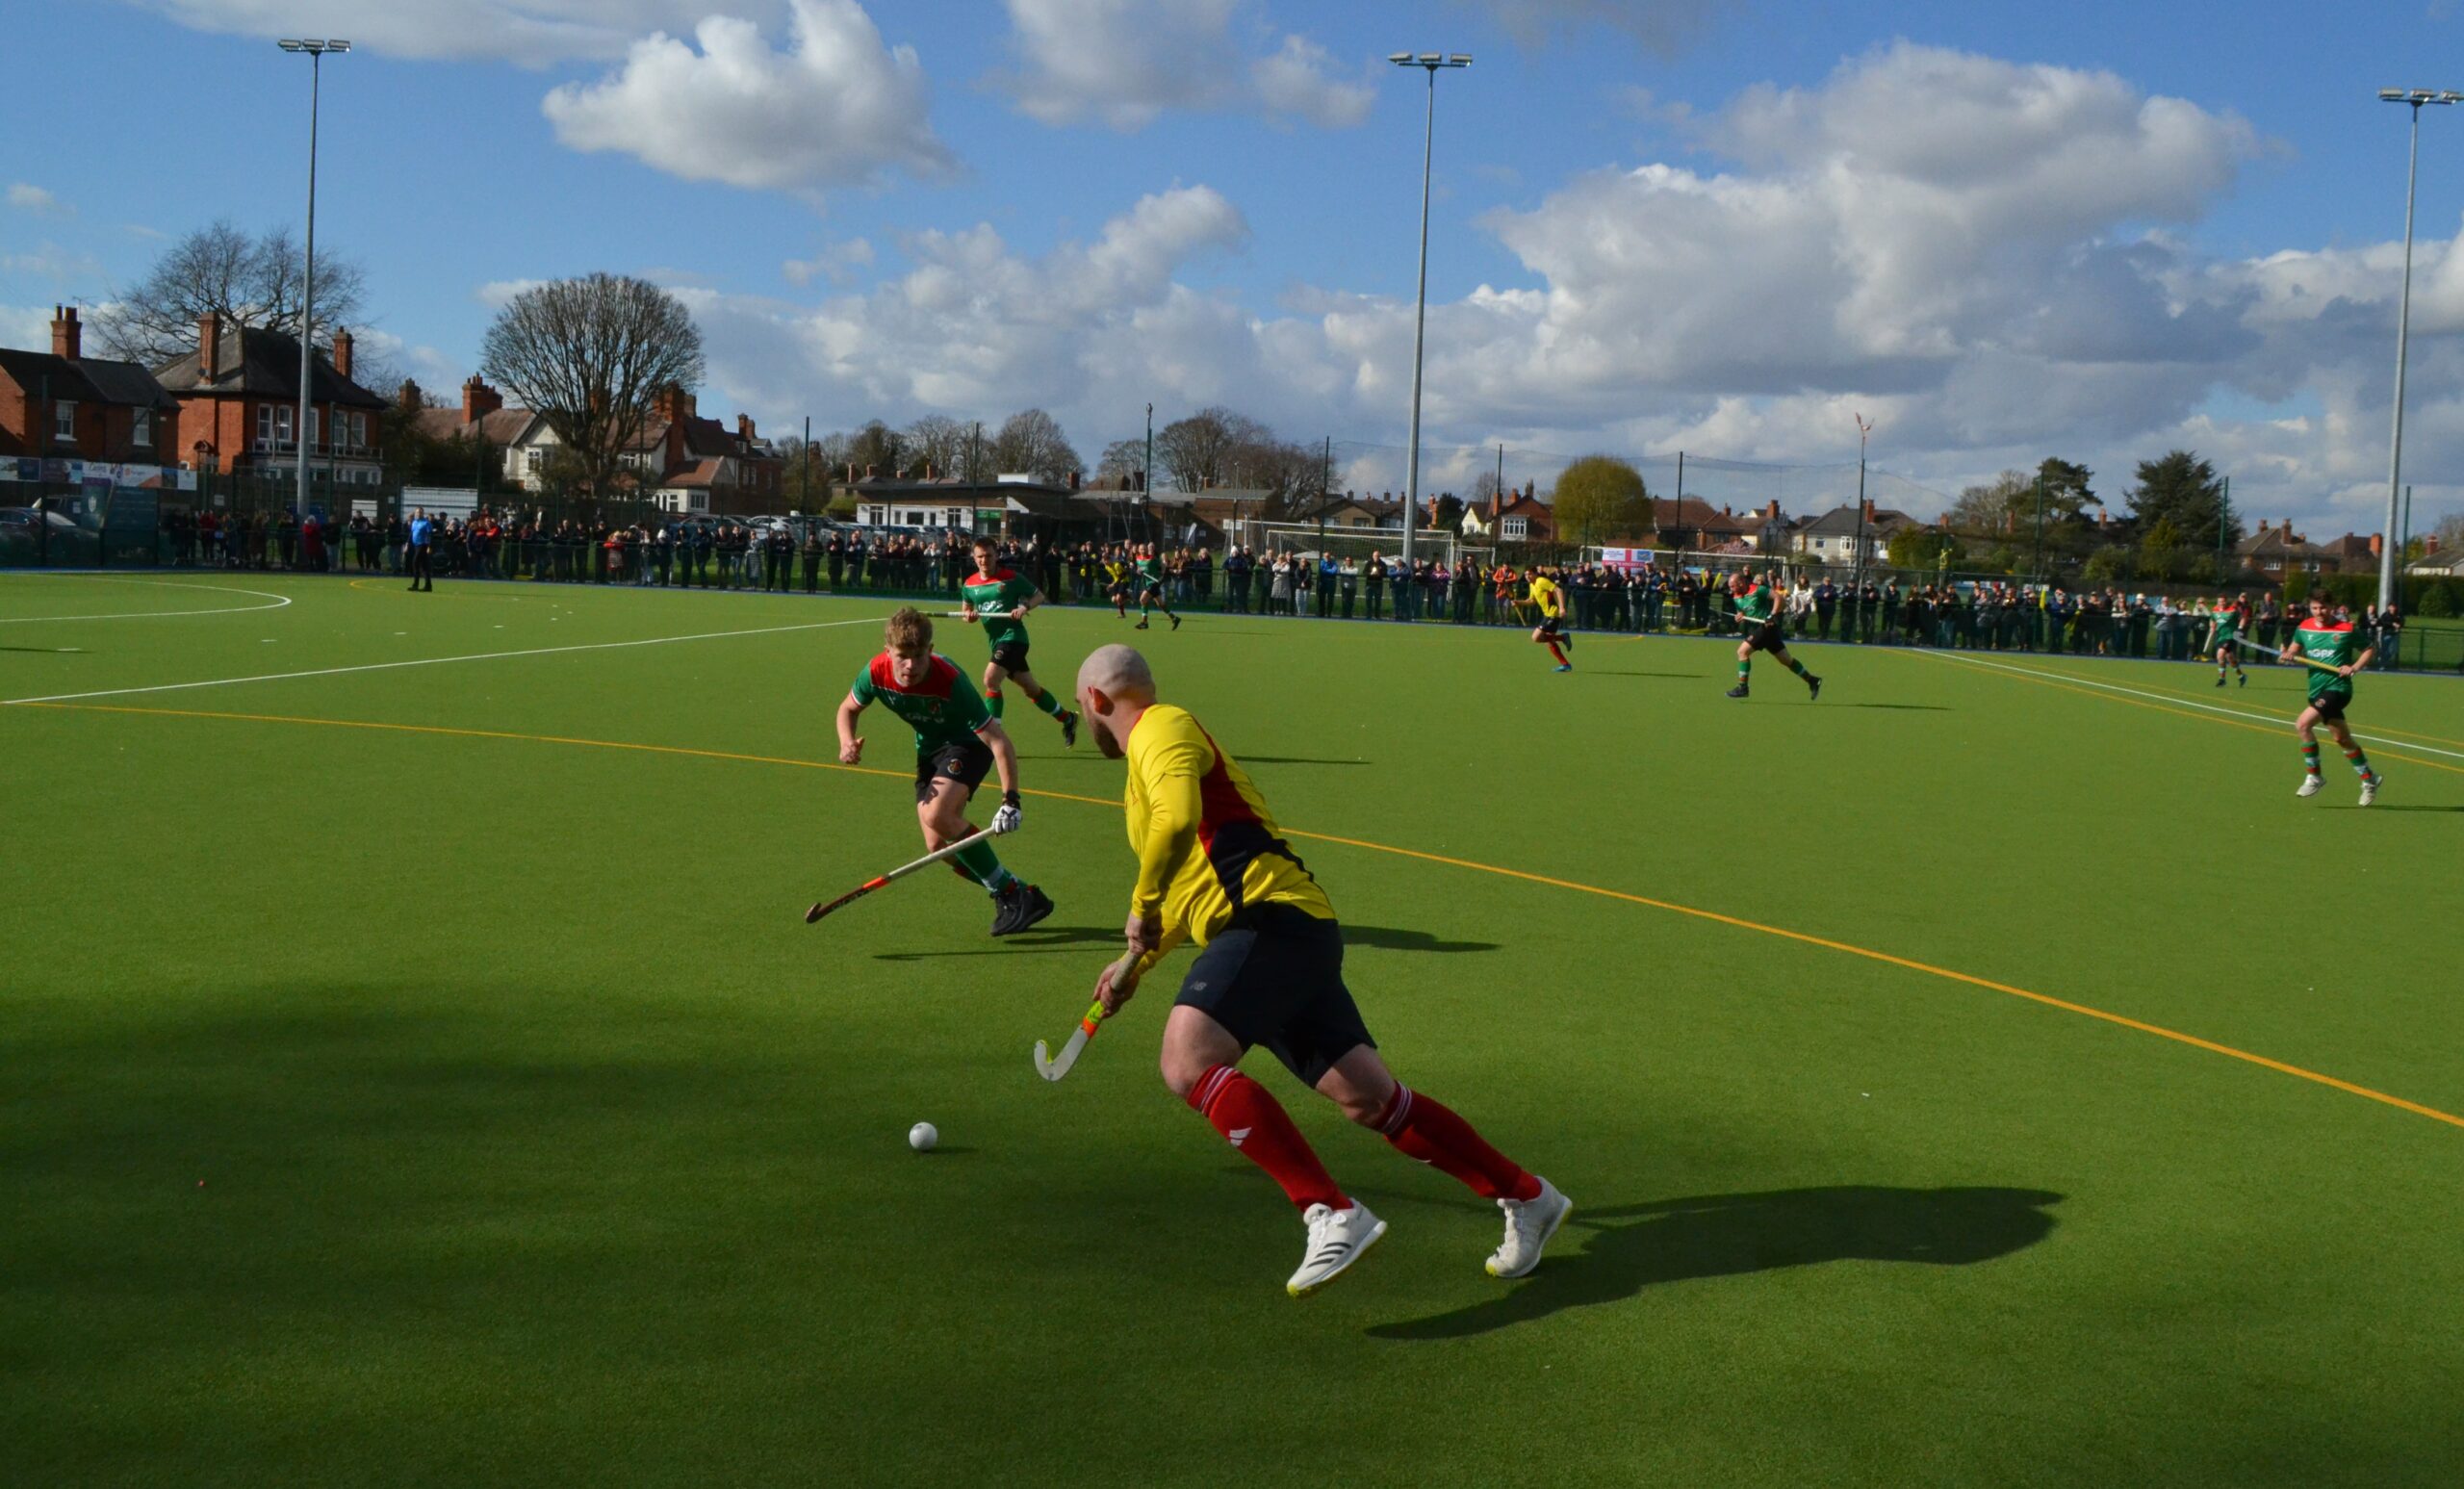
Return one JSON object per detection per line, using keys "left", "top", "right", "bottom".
{"left": 620, "top": 385, "right": 784, "bottom": 514}
{"left": 154, "top": 312, "right": 388, "bottom": 486}
{"left": 1492, "top": 489, "right": 1555, "bottom": 543}
{"left": 0, "top": 307, "right": 179, "bottom": 464}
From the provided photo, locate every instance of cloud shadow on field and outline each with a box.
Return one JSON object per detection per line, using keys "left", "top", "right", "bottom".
{"left": 1369, "top": 1185, "right": 2061, "bottom": 1341}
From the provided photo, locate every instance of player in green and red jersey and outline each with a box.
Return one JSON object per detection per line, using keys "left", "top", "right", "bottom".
{"left": 2209, "top": 593, "right": 2249, "bottom": 687}
{"left": 2282, "top": 593, "right": 2380, "bottom": 806}
{"left": 1725, "top": 571, "right": 1821, "bottom": 701}
{"left": 836, "top": 606, "right": 1056, "bottom": 935}
{"left": 959, "top": 536, "right": 1080, "bottom": 744}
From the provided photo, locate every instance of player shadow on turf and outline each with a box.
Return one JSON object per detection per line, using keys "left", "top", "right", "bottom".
{"left": 1234, "top": 756, "right": 1373, "bottom": 767}
{"left": 871, "top": 926, "right": 1119, "bottom": 960}
{"left": 1578, "top": 670, "right": 1706, "bottom": 679}
{"left": 2329, "top": 803, "right": 2463, "bottom": 811}
{"left": 1367, "top": 1185, "right": 2061, "bottom": 1341}
{"left": 1342, "top": 926, "right": 1501, "bottom": 954}
{"left": 1824, "top": 703, "right": 1951, "bottom": 711}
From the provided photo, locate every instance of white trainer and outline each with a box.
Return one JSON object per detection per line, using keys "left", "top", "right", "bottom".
{"left": 1486, "top": 1176, "right": 1573, "bottom": 1279}
{"left": 2360, "top": 771, "right": 2381, "bottom": 807}
{"left": 2296, "top": 775, "right": 2323, "bottom": 798}
{"left": 1287, "top": 1200, "right": 1385, "bottom": 1296}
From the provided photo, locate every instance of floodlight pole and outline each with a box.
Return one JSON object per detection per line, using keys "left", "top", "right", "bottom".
{"left": 1391, "top": 51, "right": 1471, "bottom": 603}
{"left": 1850, "top": 414, "right": 1873, "bottom": 590}
{"left": 2377, "top": 88, "right": 2458, "bottom": 609}
{"left": 280, "top": 39, "right": 346, "bottom": 530}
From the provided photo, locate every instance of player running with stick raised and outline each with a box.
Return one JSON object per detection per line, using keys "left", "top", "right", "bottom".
{"left": 1526, "top": 568, "right": 1572, "bottom": 671}
{"left": 1132, "top": 547, "right": 1182, "bottom": 631}
{"left": 2282, "top": 593, "right": 2381, "bottom": 806}
{"left": 959, "top": 536, "right": 1081, "bottom": 745}
{"left": 2209, "top": 592, "right": 2250, "bottom": 687}
{"left": 836, "top": 607, "right": 1056, "bottom": 936}
{"left": 1073, "top": 643, "right": 1568, "bottom": 1296}
{"left": 1725, "top": 571, "right": 1822, "bottom": 700}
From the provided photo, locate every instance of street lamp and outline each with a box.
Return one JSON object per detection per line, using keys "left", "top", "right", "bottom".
{"left": 278, "top": 39, "right": 347, "bottom": 530}
{"left": 1388, "top": 50, "right": 1471, "bottom": 601}
{"left": 2375, "top": 87, "right": 2459, "bottom": 609}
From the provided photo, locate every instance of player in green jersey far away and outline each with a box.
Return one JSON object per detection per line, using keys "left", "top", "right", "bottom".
{"left": 2282, "top": 594, "right": 2381, "bottom": 806}
{"left": 837, "top": 607, "right": 1056, "bottom": 935}
{"left": 1725, "top": 572, "right": 1821, "bottom": 701}
{"left": 2209, "top": 594, "right": 2249, "bottom": 687}
{"left": 1132, "top": 548, "right": 1181, "bottom": 631}
{"left": 960, "top": 537, "right": 1081, "bottom": 745}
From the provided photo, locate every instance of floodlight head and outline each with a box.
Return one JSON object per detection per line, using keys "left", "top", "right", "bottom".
{"left": 330, "top": 39, "right": 350, "bottom": 52}
{"left": 1448, "top": 54, "right": 1473, "bottom": 65}
{"left": 1417, "top": 51, "right": 1442, "bottom": 64}
{"left": 1388, "top": 51, "right": 1412, "bottom": 64}
{"left": 279, "top": 38, "right": 305, "bottom": 50}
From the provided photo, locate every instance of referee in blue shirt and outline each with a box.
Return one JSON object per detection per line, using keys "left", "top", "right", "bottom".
{"left": 407, "top": 508, "right": 434, "bottom": 592}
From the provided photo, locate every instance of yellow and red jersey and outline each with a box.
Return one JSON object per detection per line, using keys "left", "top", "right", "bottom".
{"left": 1122, "top": 705, "right": 1331, "bottom": 966}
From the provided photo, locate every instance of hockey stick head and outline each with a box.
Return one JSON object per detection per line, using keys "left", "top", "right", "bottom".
{"left": 805, "top": 876, "right": 887, "bottom": 924}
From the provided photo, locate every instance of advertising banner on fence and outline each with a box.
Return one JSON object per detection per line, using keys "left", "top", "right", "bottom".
{"left": 3, "top": 458, "right": 194, "bottom": 491}
{"left": 1597, "top": 547, "right": 1662, "bottom": 572}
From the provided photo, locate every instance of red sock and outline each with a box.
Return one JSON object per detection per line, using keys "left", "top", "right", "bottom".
{"left": 1546, "top": 642, "right": 1568, "bottom": 665}
{"left": 1190, "top": 1065, "right": 1346, "bottom": 1211}
{"left": 1375, "top": 1085, "right": 1539, "bottom": 1202}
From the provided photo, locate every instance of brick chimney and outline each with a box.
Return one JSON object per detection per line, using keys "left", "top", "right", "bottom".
{"left": 737, "top": 413, "right": 756, "bottom": 442}
{"left": 331, "top": 326, "right": 352, "bottom": 379}
{"left": 1766, "top": 499, "right": 1780, "bottom": 521}
{"left": 398, "top": 378, "right": 424, "bottom": 411}
{"left": 654, "top": 384, "right": 695, "bottom": 424}
{"left": 2369, "top": 532, "right": 2383, "bottom": 556}
{"left": 1069, "top": 470, "right": 1082, "bottom": 492}
{"left": 461, "top": 376, "right": 502, "bottom": 424}
{"left": 50, "top": 305, "right": 80, "bottom": 360}
{"left": 1861, "top": 498, "right": 1877, "bottom": 523}
{"left": 198, "top": 312, "right": 223, "bottom": 380}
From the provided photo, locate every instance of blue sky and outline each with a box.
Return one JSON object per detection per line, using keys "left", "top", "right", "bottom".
{"left": 7, "top": 0, "right": 2464, "bottom": 536}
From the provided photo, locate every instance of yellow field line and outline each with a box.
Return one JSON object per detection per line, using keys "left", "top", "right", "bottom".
{"left": 1964, "top": 652, "right": 2464, "bottom": 750}
{"left": 25, "top": 698, "right": 2464, "bottom": 1134}
{"left": 1913, "top": 652, "right": 2464, "bottom": 777}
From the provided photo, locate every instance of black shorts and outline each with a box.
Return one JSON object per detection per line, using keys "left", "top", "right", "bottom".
{"left": 988, "top": 639, "right": 1030, "bottom": 675}
{"left": 1745, "top": 620, "right": 1785, "bottom": 654}
{"left": 1176, "top": 905, "right": 1374, "bottom": 1087}
{"left": 1535, "top": 614, "right": 1564, "bottom": 638}
{"left": 2310, "top": 690, "right": 2349, "bottom": 723}
{"left": 1138, "top": 582, "right": 1166, "bottom": 603}
{"left": 914, "top": 738, "right": 993, "bottom": 804}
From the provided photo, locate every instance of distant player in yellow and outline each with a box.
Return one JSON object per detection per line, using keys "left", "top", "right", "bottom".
{"left": 1526, "top": 570, "right": 1572, "bottom": 671}
{"left": 1074, "top": 643, "right": 1566, "bottom": 1296}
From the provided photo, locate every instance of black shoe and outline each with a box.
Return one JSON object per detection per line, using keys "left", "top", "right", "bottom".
{"left": 1061, "top": 709, "right": 1080, "bottom": 749}
{"left": 1807, "top": 675, "right": 1822, "bottom": 702}
{"left": 2238, "top": 673, "right": 2247, "bottom": 686}
{"left": 990, "top": 881, "right": 1055, "bottom": 937}
{"left": 1135, "top": 619, "right": 1150, "bottom": 629}
{"left": 2215, "top": 675, "right": 2225, "bottom": 687}
{"left": 1168, "top": 613, "right": 1181, "bottom": 630}
{"left": 1725, "top": 683, "right": 1750, "bottom": 699}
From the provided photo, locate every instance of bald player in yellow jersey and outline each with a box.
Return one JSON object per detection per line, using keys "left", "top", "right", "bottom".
{"left": 1525, "top": 571, "right": 1572, "bottom": 671}
{"left": 1074, "top": 643, "right": 1568, "bottom": 1296}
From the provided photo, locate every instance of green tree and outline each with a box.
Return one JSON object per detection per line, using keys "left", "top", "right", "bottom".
{"left": 1431, "top": 493, "right": 1466, "bottom": 533}
{"left": 1549, "top": 455, "right": 1649, "bottom": 546}
{"left": 2126, "top": 450, "right": 2238, "bottom": 549}
{"left": 1886, "top": 524, "right": 1964, "bottom": 569}
{"left": 2082, "top": 545, "right": 2128, "bottom": 584}
{"left": 2139, "top": 515, "right": 2186, "bottom": 581}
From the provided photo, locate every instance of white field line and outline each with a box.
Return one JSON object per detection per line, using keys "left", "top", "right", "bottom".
{"left": 2, "top": 614, "right": 890, "bottom": 706}
{"left": 0, "top": 575, "right": 294, "bottom": 624}
{"left": 1920, "top": 648, "right": 2464, "bottom": 761}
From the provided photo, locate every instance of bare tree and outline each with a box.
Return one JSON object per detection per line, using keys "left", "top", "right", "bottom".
{"left": 990, "top": 408, "right": 1082, "bottom": 484}
{"left": 94, "top": 220, "right": 370, "bottom": 368}
{"left": 1096, "top": 438, "right": 1148, "bottom": 486}
{"left": 904, "top": 414, "right": 969, "bottom": 479}
{"left": 478, "top": 272, "right": 705, "bottom": 500}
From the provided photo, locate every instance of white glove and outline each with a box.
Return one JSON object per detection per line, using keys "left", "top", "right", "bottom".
{"left": 992, "top": 794, "right": 1022, "bottom": 834}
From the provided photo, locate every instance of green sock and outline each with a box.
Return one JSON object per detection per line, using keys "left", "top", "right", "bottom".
{"left": 2301, "top": 742, "right": 2321, "bottom": 775}
{"left": 1785, "top": 657, "right": 1810, "bottom": 679}
{"left": 1736, "top": 659, "right": 1751, "bottom": 680}
{"left": 2345, "top": 746, "right": 2372, "bottom": 777}
{"left": 988, "top": 690, "right": 1005, "bottom": 719}
{"left": 1032, "top": 686, "right": 1065, "bottom": 718}
{"left": 954, "top": 835, "right": 1010, "bottom": 891}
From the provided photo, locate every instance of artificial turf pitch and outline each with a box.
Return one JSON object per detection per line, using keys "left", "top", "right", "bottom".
{"left": 6, "top": 570, "right": 2463, "bottom": 1487}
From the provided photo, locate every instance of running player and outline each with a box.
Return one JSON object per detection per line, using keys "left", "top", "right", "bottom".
{"left": 836, "top": 607, "right": 1056, "bottom": 935}
{"left": 2282, "top": 593, "right": 2381, "bottom": 806}
{"left": 1132, "top": 547, "right": 1182, "bottom": 631}
{"left": 1526, "top": 567, "right": 1572, "bottom": 671}
{"left": 2210, "top": 593, "right": 2249, "bottom": 687}
{"left": 1073, "top": 644, "right": 1568, "bottom": 1296}
{"left": 1103, "top": 552, "right": 1133, "bottom": 619}
{"left": 959, "top": 536, "right": 1081, "bottom": 744}
{"left": 1725, "top": 571, "right": 1821, "bottom": 700}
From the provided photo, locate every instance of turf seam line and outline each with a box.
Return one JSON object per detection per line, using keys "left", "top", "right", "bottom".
{"left": 0, "top": 575, "right": 295, "bottom": 625}
{"left": 1913, "top": 650, "right": 2464, "bottom": 775}
{"left": 34, "top": 698, "right": 2464, "bottom": 1136}
{"left": 0, "top": 614, "right": 892, "bottom": 707}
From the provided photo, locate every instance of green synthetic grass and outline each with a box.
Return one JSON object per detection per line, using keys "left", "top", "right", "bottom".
{"left": 5, "top": 569, "right": 2463, "bottom": 1487}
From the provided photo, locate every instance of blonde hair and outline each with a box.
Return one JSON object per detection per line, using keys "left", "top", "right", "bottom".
{"left": 885, "top": 606, "right": 934, "bottom": 653}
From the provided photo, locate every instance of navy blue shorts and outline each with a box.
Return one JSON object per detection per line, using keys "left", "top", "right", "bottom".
{"left": 1176, "top": 905, "right": 1373, "bottom": 1087}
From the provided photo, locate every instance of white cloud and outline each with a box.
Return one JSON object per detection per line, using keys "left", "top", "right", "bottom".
{"left": 994, "top": 0, "right": 1372, "bottom": 131}
{"left": 783, "top": 239, "right": 875, "bottom": 287}
{"left": 542, "top": 0, "right": 954, "bottom": 195}
{"left": 656, "top": 45, "right": 2446, "bottom": 539}
{"left": 0, "top": 304, "right": 55, "bottom": 350}
{"left": 130, "top": 0, "right": 790, "bottom": 67}
{"left": 7, "top": 183, "right": 65, "bottom": 216}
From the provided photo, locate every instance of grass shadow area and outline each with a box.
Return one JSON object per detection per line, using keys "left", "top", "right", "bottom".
{"left": 1369, "top": 1185, "right": 2060, "bottom": 1341}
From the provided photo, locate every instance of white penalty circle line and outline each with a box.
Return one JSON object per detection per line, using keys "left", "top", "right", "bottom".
{"left": 1917, "top": 648, "right": 2464, "bottom": 762}
{"left": 1, "top": 612, "right": 894, "bottom": 706}
{"left": 0, "top": 574, "right": 295, "bottom": 624}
